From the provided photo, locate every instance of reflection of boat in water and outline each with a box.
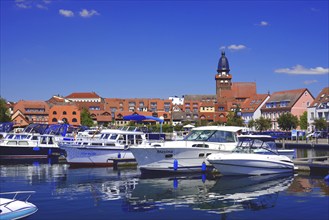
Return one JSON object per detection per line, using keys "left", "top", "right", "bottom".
{"left": 0, "top": 162, "right": 69, "bottom": 184}
{"left": 53, "top": 167, "right": 139, "bottom": 202}
{"left": 125, "top": 173, "right": 294, "bottom": 214}
{"left": 203, "top": 173, "right": 295, "bottom": 213}
{"left": 125, "top": 174, "right": 217, "bottom": 212}
{"left": 0, "top": 191, "right": 38, "bottom": 220}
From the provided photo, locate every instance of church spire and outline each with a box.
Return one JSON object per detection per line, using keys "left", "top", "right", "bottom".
{"left": 217, "top": 51, "right": 230, "bottom": 74}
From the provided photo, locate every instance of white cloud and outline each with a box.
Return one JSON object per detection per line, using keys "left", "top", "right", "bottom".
{"left": 15, "top": 0, "right": 31, "bottom": 9}
{"left": 227, "top": 44, "right": 247, "bottom": 51}
{"left": 304, "top": 80, "right": 318, "bottom": 85}
{"left": 79, "top": 9, "right": 100, "bottom": 18}
{"left": 275, "top": 65, "right": 329, "bottom": 75}
{"left": 259, "top": 21, "right": 269, "bottom": 26}
{"left": 36, "top": 4, "right": 47, "bottom": 10}
{"left": 255, "top": 21, "right": 269, "bottom": 26}
{"left": 59, "top": 9, "right": 74, "bottom": 17}
{"left": 15, "top": 0, "right": 50, "bottom": 9}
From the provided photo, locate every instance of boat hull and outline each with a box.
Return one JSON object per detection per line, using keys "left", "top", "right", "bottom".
{"left": 0, "top": 145, "right": 64, "bottom": 159}
{"left": 61, "top": 145, "right": 135, "bottom": 167}
{"left": 208, "top": 154, "right": 295, "bottom": 175}
{"left": 130, "top": 145, "right": 230, "bottom": 173}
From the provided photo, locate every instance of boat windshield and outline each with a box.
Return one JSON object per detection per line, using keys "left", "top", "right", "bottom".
{"left": 185, "top": 130, "right": 237, "bottom": 142}
{"left": 233, "top": 138, "right": 278, "bottom": 155}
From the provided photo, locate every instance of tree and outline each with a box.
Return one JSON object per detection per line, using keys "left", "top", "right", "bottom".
{"left": 226, "top": 106, "right": 244, "bottom": 126}
{"left": 195, "top": 120, "right": 208, "bottom": 127}
{"left": 80, "top": 108, "right": 94, "bottom": 127}
{"left": 277, "top": 112, "right": 299, "bottom": 131}
{"left": 299, "top": 111, "right": 308, "bottom": 130}
{"left": 254, "top": 117, "right": 271, "bottom": 132}
{"left": 0, "top": 98, "right": 11, "bottom": 122}
{"left": 313, "top": 118, "right": 327, "bottom": 131}
{"left": 247, "top": 119, "right": 255, "bottom": 129}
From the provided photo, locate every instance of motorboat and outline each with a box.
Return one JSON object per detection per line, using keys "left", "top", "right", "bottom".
{"left": 129, "top": 126, "right": 244, "bottom": 173}
{"left": 59, "top": 129, "right": 149, "bottom": 167}
{"left": 0, "top": 191, "right": 38, "bottom": 219}
{"left": 207, "top": 135, "right": 296, "bottom": 175}
{"left": 0, "top": 133, "right": 64, "bottom": 159}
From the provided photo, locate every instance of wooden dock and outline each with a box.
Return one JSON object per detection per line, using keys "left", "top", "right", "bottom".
{"left": 293, "top": 156, "right": 329, "bottom": 175}
{"left": 276, "top": 141, "right": 329, "bottom": 149}
{"left": 112, "top": 158, "right": 137, "bottom": 170}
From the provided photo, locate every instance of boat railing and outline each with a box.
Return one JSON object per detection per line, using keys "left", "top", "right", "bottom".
{"left": 0, "top": 191, "right": 36, "bottom": 204}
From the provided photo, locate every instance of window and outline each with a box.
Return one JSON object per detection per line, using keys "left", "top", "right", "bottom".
{"left": 73, "top": 111, "right": 76, "bottom": 115}
{"left": 52, "top": 118, "right": 58, "bottom": 122}
{"left": 63, "top": 111, "right": 67, "bottom": 115}
{"left": 53, "top": 111, "right": 57, "bottom": 115}
{"left": 72, "top": 118, "right": 77, "bottom": 122}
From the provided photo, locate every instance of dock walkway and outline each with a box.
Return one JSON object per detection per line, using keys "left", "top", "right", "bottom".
{"left": 293, "top": 156, "right": 329, "bottom": 175}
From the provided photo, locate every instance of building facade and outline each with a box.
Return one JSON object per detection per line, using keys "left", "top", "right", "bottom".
{"left": 307, "top": 87, "right": 329, "bottom": 132}
{"left": 261, "top": 88, "right": 314, "bottom": 130}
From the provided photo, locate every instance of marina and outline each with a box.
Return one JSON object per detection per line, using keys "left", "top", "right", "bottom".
{"left": 1, "top": 138, "right": 328, "bottom": 219}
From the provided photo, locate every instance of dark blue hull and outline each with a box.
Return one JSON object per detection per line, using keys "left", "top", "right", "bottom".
{"left": 0, "top": 146, "right": 65, "bottom": 159}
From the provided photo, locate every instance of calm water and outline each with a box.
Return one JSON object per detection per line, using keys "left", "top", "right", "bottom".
{"left": 1, "top": 153, "right": 329, "bottom": 220}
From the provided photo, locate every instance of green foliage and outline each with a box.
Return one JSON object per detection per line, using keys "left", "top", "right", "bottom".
{"left": 226, "top": 108, "right": 244, "bottom": 127}
{"left": 194, "top": 120, "right": 205, "bottom": 127}
{"left": 174, "top": 124, "right": 183, "bottom": 131}
{"left": 0, "top": 98, "right": 11, "bottom": 122}
{"left": 248, "top": 119, "right": 255, "bottom": 129}
{"left": 299, "top": 111, "right": 308, "bottom": 130}
{"left": 313, "top": 118, "right": 327, "bottom": 131}
{"left": 254, "top": 117, "right": 271, "bottom": 132}
{"left": 277, "top": 112, "right": 299, "bottom": 131}
{"left": 80, "top": 108, "right": 94, "bottom": 127}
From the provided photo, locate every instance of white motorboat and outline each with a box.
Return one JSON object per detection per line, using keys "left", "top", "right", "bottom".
{"left": 207, "top": 135, "right": 296, "bottom": 175}
{"left": 0, "top": 133, "right": 64, "bottom": 159}
{"left": 59, "top": 129, "right": 149, "bottom": 167}
{"left": 129, "top": 126, "right": 244, "bottom": 173}
{"left": 0, "top": 191, "right": 38, "bottom": 220}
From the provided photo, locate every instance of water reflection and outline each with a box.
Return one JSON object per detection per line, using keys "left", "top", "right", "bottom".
{"left": 51, "top": 167, "right": 139, "bottom": 204}
{"left": 125, "top": 173, "right": 294, "bottom": 214}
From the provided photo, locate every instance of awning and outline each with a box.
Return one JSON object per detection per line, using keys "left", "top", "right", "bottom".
{"left": 123, "top": 114, "right": 164, "bottom": 123}
{"left": 183, "top": 124, "right": 195, "bottom": 128}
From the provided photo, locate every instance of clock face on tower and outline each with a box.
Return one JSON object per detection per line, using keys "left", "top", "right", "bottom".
{"left": 222, "top": 72, "right": 226, "bottom": 75}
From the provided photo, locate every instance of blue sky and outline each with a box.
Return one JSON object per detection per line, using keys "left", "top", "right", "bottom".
{"left": 1, "top": 0, "right": 328, "bottom": 102}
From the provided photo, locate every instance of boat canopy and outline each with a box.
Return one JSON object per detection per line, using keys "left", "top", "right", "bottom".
{"left": 0, "top": 122, "right": 14, "bottom": 132}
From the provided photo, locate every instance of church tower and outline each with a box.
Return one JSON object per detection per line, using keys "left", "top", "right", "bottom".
{"left": 215, "top": 51, "right": 232, "bottom": 99}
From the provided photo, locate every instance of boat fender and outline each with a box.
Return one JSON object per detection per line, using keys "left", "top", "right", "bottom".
{"left": 48, "top": 149, "right": 52, "bottom": 155}
{"left": 118, "top": 153, "right": 121, "bottom": 159}
{"left": 33, "top": 147, "right": 40, "bottom": 151}
{"left": 173, "top": 159, "right": 178, "bottom": 171}
{"left": 324, "top": 174, "right": 329, "bottom": 182}
{"left": 201, "top": 162, "right": 206, "bottom": 172}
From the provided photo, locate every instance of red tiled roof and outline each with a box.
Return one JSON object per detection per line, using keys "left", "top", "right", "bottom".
{"left": 310, "top": 87, "right": 329, "bottom": 107}
{"left": 65, "top": 92, "right": 101, "bottom": 99}
{"left": 241, "top": 94, "right": 269, "bottom": 113}
{"left": 261, "top": 88, "right": 313, "bottom": 110}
